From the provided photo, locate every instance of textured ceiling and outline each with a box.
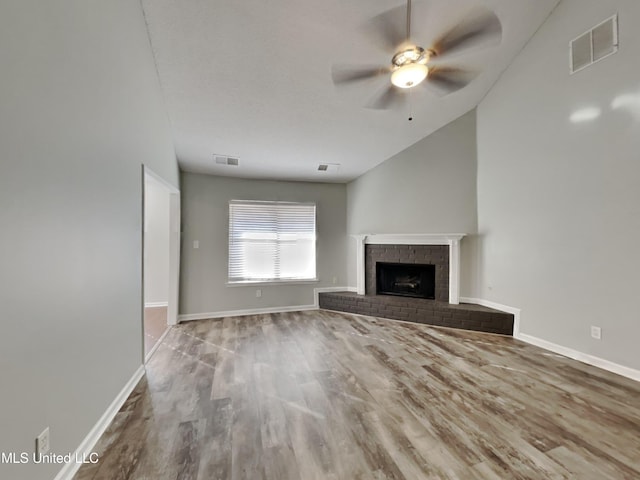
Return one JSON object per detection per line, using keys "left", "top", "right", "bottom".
{"left": 141, "top": 0, "right": 560, "bottom": 182}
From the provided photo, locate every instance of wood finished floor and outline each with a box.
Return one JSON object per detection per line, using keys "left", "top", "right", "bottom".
{"left": 74, "top": 310, "right": 640, "bottom": 480}
{"left": 144, "top": 306, "right": 168, "bottom": 358}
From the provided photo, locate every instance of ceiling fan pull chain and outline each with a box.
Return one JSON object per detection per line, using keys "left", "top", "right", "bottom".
{"left": 408, "top": 89, "right": 414, "bottom": 121}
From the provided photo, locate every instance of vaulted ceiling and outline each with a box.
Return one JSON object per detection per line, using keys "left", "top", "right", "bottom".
{"left": 142, "top": 0, "right": 560, "bottom": 182}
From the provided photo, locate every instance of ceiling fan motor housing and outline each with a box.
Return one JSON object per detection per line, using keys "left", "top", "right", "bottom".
{"left": 391, "top": 46, "right": 432, "bottom": 88}
{"left": 391, "top": 46, "right": 431, "bottom": 68}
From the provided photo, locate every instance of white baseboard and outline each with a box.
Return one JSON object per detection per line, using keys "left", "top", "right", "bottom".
{"left": 516, "top": 333, "right": 640, "bottom": 382}
{"left": 178, "top": 286, "right": 358, "bottom": 322}
{"left": 53, "top": 365, "right": 145, "bottom": 480}
{"left": 459, "top": 296, "right": 522, "bottom": 336}
{"left": 144, "top": 301, "right": 168, "bottom": 308}
{"left": 460, "top": 296, "right": 639, "bottom": 383}
{"left": 144, "top": 326, "right": 172, "bottom": 364}
{"left": 178, "top": 304, "right": 317, "bottom": 322}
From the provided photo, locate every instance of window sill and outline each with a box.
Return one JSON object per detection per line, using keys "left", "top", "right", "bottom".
{"left": 226, "top": 279, "right": 319, "bottom": 287}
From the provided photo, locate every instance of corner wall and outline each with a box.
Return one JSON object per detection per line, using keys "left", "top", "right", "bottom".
{"left": 346, "top": 110, "right": 479, "bottom": 294}
{"left": 0, "top": 1, "right": 179, "bottom": 479}
{"left": 179, "top": 173, "right": 347, "bottom": 317}
{"left": 476, "top": 0, "right": 640, "bottom": 370}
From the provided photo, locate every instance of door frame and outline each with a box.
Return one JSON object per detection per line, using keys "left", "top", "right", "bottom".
{"left": 142, "top": 166, "right": 180, "bottom": 363}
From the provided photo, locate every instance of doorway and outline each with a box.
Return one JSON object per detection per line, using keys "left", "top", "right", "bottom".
{"left": 142, "top": 167, "right": 180, "bottom": 361}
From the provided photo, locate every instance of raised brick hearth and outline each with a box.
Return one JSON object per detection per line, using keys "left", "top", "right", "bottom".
{"left": 318, "top": 292, "right": 513, "bottom": 335}
{"left": 319, "top": 292, "right": 514, "bottom": 335}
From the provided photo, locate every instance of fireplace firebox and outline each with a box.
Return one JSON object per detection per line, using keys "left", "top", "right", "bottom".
{"left": 376, "top": 262, "right": 435, "bottom": 299}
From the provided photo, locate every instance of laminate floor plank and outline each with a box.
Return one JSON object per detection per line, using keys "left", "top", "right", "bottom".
{"left": 195, "top": 397, "right": 232, "bottom": 480}
{"left": 74, "top": 310, "right": 640, "bottom": 480}
{"left": 474, "top": 363, "right": 640, "bottom": 473}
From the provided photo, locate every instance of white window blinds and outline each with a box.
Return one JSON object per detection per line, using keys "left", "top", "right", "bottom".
{"left": 228, "top": 200, "right": 317, "bottom": 283}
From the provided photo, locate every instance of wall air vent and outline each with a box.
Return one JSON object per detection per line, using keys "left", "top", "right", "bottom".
{"left": 570, "top": 15, "right": 618, "bottom": 74}
{"left": 317, "top": 163, "right": 340, "bottom": 173}
{"left": 214, "top": 155, "right": 239, "bottom": 166}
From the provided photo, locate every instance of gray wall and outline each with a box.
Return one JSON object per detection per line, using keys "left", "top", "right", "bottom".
{"left": 0, "top": 1, "right": 179, "bottom": 479}
{"left": 346, "top": 110, "right": 479, "bottom": 292}
{"left": 476, "top": 0, "right": 640, "bottom": 369}
{"left": 144, "top": 177, "right": 171, "bottom": 305}
{"left": 180, "top": 173, "right": 347, "bottom": 315}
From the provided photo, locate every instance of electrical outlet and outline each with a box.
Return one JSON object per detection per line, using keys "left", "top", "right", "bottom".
{"left": 193, "top": 240, "right": 199, "bottom": 249}
{"left": 256, "top": 289, "right": 262, "bottom": 298}
{"left": 332, "top": 276, "right": 338, "bottom": 284}
{"left": 591, "top": 326, "right": 602, "bottom": 340}
{"left": 36, "top": 427, "right": 50, "bottom": 457}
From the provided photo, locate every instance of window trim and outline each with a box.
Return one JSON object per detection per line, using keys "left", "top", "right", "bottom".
{"left": 226, "top": 279, "right": 320, "bottom": 287}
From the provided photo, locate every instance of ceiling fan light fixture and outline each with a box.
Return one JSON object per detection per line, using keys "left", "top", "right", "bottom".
{"left": 391, "top": 63, "right": 428, "bottom": 89}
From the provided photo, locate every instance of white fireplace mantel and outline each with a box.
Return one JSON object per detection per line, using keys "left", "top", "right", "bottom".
{"left": 352, "top": 233, "right": 466, "bottom": 304}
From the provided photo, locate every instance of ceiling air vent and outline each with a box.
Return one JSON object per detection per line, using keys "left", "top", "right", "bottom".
{"left": 570, "top": 15, "right": 618, "bottom": 74}
{"left": 214, "top": 155, "right": 239, "bottom": 166}
{"left": 317, "top": 163, "right": 340, "bottom": 173}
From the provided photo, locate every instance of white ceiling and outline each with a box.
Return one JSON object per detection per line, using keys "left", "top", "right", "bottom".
{"left": 141, "top": 0, "right": 560, "bottom": 183}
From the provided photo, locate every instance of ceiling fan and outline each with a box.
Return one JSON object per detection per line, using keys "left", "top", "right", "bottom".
{"left": 332, "top": 0, "right": 502, "bottom": 111}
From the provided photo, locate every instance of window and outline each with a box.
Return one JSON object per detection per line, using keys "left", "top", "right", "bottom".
{"left": 228, "top": 200, "right": 317, "bottom": 283}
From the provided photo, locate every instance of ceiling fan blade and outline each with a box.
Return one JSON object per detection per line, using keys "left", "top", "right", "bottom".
{"left": 425, "top": 66, "right": 478, "bottom": 95}
{"left": 331, "top": 65, "right": 388, "bottom": 86}
{"left": 366, "top": 85, "right": 406, "bottom": 110}
{"left": 431, "top": 7, "right": 502, "bottom": 59}
{"left": 362, "top": 4, "right": 409, "bottom": 53}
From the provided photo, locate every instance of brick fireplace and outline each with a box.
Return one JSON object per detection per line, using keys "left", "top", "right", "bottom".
{"left": 366, "top": 244, "right": 449, "bottom": 301}
{"left": 354, "top": 234, "right": 463, "bottom": 304}
{"left": 318, "top": 233, "right": 515, "bottom": 335}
